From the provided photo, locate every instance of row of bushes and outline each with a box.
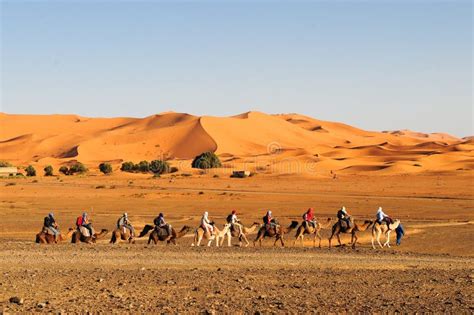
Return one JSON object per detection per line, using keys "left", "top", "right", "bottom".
{"left": 21, "top": 162, "right": 89, "bottom": 177}
{"left": 120, "top": 160, "right": 173, "bottom": 175}
{"left": 2, "top": 151, "right": 222, "bottom": 177}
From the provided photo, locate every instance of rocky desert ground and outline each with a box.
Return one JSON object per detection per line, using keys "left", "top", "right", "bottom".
{"left": 0, "top": 173, "right": 472, "bottom": 313}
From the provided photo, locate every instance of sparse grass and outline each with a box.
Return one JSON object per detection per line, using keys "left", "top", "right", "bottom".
{"left": 181, "top": 173, "right": 192, "bottom": 177}
{"left": 32, "top": 179, "right": 38, "bottom": 183}
{"left": 5, "top": 182, "right": 16, "bottom": 186}
{"left": 96, "top": 185, "right": 106, "bottom": 189}
{"left": 198, "top": 191, "right": 204, "bottom": 195}
{"left": 213, "top": 174, "right": 219, "bottom": 178}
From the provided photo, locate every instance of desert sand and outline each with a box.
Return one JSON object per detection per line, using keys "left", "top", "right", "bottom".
{"left": 0, "top": 112, "right": 473, "bottom": 313}
{"left": 1, "top": 111, "right": 472, "bottom": 175}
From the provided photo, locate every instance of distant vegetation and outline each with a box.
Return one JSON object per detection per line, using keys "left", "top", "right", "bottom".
{"left": 25, "top": 165, "right": 36, "bottom": 177}
{"left": 44, "top": 165, "right": 54, "bottom": 176}
{"left": 59, "top": 166, "right": 69, "bottom": 175}
{"left": 58, "top": 162, "right": 88, "bottom": 175}
{"left": 0, "top": 161, "right": 13, "bottom": 167}
{"left": 192, "top": 152, "right": 222, "bottom": 169}
{"left": 150, "top": 160, "right": 170, "bottom": 174}
{"left": 120, "top": 160, "right": 172, "bottom": 175}
{"left": 99, "top": 163, "right": 113, "bottom": 174}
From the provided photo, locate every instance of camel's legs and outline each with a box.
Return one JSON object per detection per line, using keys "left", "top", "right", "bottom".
{"left": 280, "top": 235, "right": 285, "bottom": 247}
{"left": 293, "top": 235, "right": 299, "bottom": 247}
{"left": 241, "top": 234, "right": 249, "bottom": 247}
{"left": 351, "top": 233, "right": 358, "bottom": 249}
{"left": 383, "top": 231, "right": 391, "bottom": 247}
{"left": 316, "top": 231, "right": 322, "bottom": 248}
{"left": 376, "top": 230, "right": 383, "bottom": 248}
{"left": 336, "top": 233, "right": 342, "bottom": 246}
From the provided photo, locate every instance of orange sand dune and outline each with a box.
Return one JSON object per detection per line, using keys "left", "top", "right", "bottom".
{"left": 0, "top": 111, "right": 471, "bottom": 175}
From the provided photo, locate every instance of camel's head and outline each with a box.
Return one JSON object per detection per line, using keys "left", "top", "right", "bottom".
{"left": 223, "top": 223, "right": 231, "bottom": 231}
{"left": 252, "top": 222, "right": 260, "bottom": 227}
{"left": 326, "top": 217, "right": 332, "bottom": 222}
{"left": 67, "top": 227, "right": 74, "bottom": 232}
{"left": 364, "top": 220, "right": 374, "bottom": 228}
{"left": 100, "top": 229, "right": 109, "bottom": 234}
{"left": 182, "top": 225, "right": 193, "bottom": 233}
{"left": 289, "top": 221, "right": 299, "bottom": 229}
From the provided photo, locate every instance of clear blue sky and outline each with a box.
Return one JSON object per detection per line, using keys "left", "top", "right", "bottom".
{"left": 1, "top": 1, "right": 472, "bottom": 136}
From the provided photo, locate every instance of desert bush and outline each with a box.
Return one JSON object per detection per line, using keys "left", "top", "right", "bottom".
{"left": 192, "top": 152, "right": 222, "bottom": 169}
{"left": 44, "top": 165, "right": 54, "bottom": 176}
{"left": 59, "top": 166, "right": 69, "bottom": 175}
{"left": 99, "top": 163, "right": 113, "bottom": 174}
{"left": 150, "top": 160, "right": 170, "bottom": 175}
{"left": 170, "top": 166, "right": 179, "bottom": 173}
{"left": 0, "top": 161, "right": 12, "bottom": 167}
{"left": 69, "top": 162, "right": 87, "bottom": 174}
{"left": 137, "top": 160, "right": 150, "bottom": 173}
{"left": 25, "top": 165, "right": 36, "bottom": 177}
{"left": 120, "top": 161, "right": 135, "bottom": 172}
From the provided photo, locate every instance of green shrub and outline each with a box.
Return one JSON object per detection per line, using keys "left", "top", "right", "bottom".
{"left": 120, "top": 161, "right": 135, "bottom": 172}
{"left": 192, "top": 152, "right": 222, "bottom": 169}
{"left": 150, "top": 160, "right": 170, "bottom": 174}
{"left": 137, "top": 160, "right": 150, "bottom": 173}
{"left": 69, "top": 162, "right": 87, "bottom": 174}
{"left": 99, "top": 163, "right": 113, "bottom": 174}
{"left": 59, "top": 166, "right": 69, "bottom": 175}
{"left": 44, "top": 165, "right": 53, "bottom": 176}
{"left": 0, "top": 161, "right": 12, "bottom": 167}
{"left": 25, "top": 165, "right": 36, "bottom": 176}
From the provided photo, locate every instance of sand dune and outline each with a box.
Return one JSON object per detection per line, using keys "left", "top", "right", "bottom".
{"left": 0, "top": 111, "right": 471, "bottom": 175}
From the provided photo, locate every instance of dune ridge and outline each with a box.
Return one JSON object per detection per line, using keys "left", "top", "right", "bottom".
{"left": 0, "top": 112, "right": 472, "bottom": 175}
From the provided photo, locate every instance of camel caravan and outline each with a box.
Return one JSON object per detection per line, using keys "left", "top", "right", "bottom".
{"left": 36, "top": 207, "right": 405, "bottom": 249}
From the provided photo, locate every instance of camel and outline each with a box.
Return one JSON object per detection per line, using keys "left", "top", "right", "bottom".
{"left": 191, "top": 224, "right": 230, "bottom": 247}
{"left": 328, "top": 219, "right": 373, "bottom": 249}
{"left": 35, "top": 228, "right": 74, "bottom": 244}
{"left": 254, "top": 221, "right": 299, "bottom": 247}
{"left": 220, "top": 222, "right": 260, "bottom": 247}
{"left": 293, "top": 218, "right": 333, "bottom": 248}
{"left": 138, "top": 225, "right": 193, "bottom": 245}
{"left": 71, "top": 228, "right": 109, "bottom": 244}
{"left": 110, "top": 226, "right": 136, "bottom": 244}
{"left": 371, "top": 219, "right": 401, "bottom": 249}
